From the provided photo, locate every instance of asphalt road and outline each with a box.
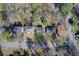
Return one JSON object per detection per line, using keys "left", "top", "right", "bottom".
{"left": 65, "top": 14, "right": 79, "bottom": 52}
{"left": 0, "top": 41, "right": 28, "bottom": 49}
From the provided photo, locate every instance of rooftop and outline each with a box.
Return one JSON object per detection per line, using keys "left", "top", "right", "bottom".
{"left": 46, "top": 26, "right": 56, "bottom": 35}
{"left": 0, "top": 27, "right": 5, "bottom": 34}
{"left": 12, "top": 26, "right": 23, "bottom": 34}
{"left": 35, "top": 26, "right": 44, "bottom": 34}
{"left": 24, "top": 26, "right": 34, "bottom": 33}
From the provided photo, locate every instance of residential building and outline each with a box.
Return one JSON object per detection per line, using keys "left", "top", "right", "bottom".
{"left": 12, "top": 26, "right": 23, "bottom": 34}
{"left": 24, "top": 26, "right": 34, "bottom": 33}
{"left": 0, "top": 27, "right": 5, "bottom": 34}
{"left": 46, "top": 26, "right": 56, "bottom": 35}
{"left": 35, "top": 26, "right": 44, "bottom": 34}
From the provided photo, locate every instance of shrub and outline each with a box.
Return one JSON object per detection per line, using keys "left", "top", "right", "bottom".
{"left": 0, "top": 4, "right": 4, "bottom": 12}
{"left": 0, "top": 32, "right": 15, "bottom": 42}
{"left": 60, "top": 3, "right": 74, "bottom": 17}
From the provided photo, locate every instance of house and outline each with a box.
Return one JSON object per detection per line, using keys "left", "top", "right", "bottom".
{"left": 0, "top": 27, "right": 5, "bottom": 34}
{"left": 46, "top": 26, "right": 56, "bottom": 35}
{"left": 24, "top": 26, "right": 34, "bottom": 33}
{"left": 10, "top": 22, "right": 23, "bottom": 34}
{"left": 35, "top": 25, "right": 44, "bottom": 34}
{"left": 12, "top": 26, "right": 23, "bottom": 34}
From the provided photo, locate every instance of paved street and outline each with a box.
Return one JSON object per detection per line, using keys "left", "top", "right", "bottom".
{"left": 65, "top": 14, "right": 79, "bottom": 52}
{"left": 0, "top": 41, "right": 28, "bottom": 49}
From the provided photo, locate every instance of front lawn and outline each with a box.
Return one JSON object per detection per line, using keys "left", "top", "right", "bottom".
{"left": 56, "top": 38, "right": 64, "bottom": 46}
{"left": 0, "top": 32, "right": 16, "bottom": 42}
{"left": 71, "top": 20, "right": 78, "bottom": 34}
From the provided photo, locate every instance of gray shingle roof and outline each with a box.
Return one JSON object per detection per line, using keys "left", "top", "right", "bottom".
{"left": 13, "top": 26, "right": 23, "bottom": 34}
{"left": 0, "top": 27, "right": 5, "bottom": 34}
{"left": 35, "top": 27, "right": 44, "bottom": 34}
{"left": 24, "top": 26, "right": 34, "bottom": 32}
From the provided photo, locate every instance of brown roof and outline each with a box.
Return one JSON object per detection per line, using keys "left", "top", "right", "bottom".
{"left": 57, "top": 24, "right": 66, "bottom": 37}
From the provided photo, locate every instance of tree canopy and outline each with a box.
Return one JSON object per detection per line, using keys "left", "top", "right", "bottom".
{"left": 60, "top": 3, "right": 74, "bottom": 17}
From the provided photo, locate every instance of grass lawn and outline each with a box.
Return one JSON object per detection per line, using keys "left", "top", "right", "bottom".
{"left": 60, "top": 3, "right": 74, "bottom": 18}
{"left": 6, "top": 37, "right": 15, "bottom": 42}
{"left": 0, "top": 32, "right": 16, "bottom": 42}
{"left": 34, "top": 34, "right": 44, "bottom": 42}
{"left": 0, "top": 18, "right": 2, "bottom": 25}
{"left": 0, "top": 4, "right": 4, "bottom": 12}
{"left": 41, "top": 19, "right": 49, "bottom": 28}
{"left": 31, "top": 4, "right": 42, "bottom": 12}
{"left": 56, "top": 38, "right": 65, "bottom": 46}
{"left": 31, "top": 12, "right": 41, "bottom": 22}
{"left": 0, "top": 4, "right": 5, "bottom": 25}
{"left": 71, "top": 21, "right": 78, "bottom": 34}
